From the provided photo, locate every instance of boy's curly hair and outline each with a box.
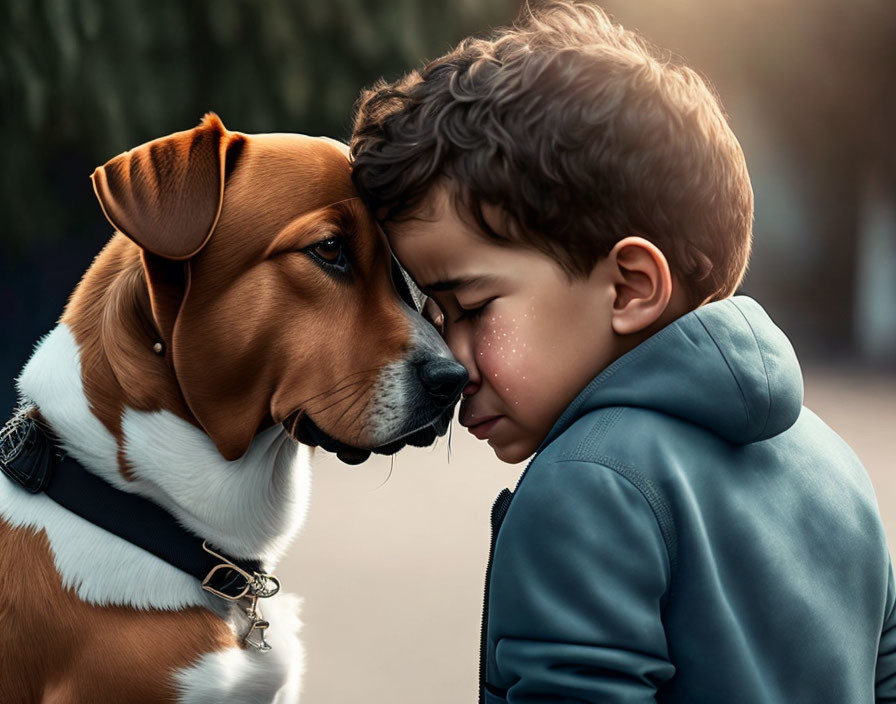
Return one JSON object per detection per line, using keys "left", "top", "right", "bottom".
{"left": 350, "top": 1, "right": 753, "bottom": 305}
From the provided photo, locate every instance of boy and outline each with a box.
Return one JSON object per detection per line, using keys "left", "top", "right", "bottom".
{"left": 351, "top": 3, "right": 896, "bottom": 702}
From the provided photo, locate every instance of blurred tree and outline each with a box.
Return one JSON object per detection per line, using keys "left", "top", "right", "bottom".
{"left": 0, "top": 0, "right": 516, "bottom": 254}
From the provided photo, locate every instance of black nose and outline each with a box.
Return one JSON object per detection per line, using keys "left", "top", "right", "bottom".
{"left": 416, "top": 358, "right": 468, "bottom": 406}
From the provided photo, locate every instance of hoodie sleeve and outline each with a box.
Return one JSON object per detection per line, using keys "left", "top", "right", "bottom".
{"left": 485, "top": 459, "right": 675, "bottom": 702}
{"left": 877, "top": 562, "right": 896, "bottom": 701}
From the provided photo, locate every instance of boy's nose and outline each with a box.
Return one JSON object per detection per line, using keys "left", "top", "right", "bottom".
{"left": 416, "top": 358, "right": 468, "bottom": 407}
{"left": 442, "top": 333, "right": 480, "bottom": 396}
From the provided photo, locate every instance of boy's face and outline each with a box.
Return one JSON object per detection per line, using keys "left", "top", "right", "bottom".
{"left": 387, "top": 185, "right": 625, "bottom": 464}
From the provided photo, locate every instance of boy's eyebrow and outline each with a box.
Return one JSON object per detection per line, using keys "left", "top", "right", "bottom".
{"left": 419, "top": 274, "right": 499, "bottom": 294}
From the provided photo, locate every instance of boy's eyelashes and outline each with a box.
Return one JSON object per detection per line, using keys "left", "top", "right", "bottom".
{"left": 453, "top": 299, "right": 493, "bottom": 324}
{"left": 422, "top": 296, "right": 495, "bottom": 334}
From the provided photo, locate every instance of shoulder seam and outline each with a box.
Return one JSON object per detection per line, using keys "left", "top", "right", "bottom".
{"left": 693, "top": 309, "right": 753, "bottom": 433}
{"left": 571, "top": 406, "right": 627, "bottom": 458}
{"left": 554, "top": 455, "right": 679, "bottom": 579}
{"left": 730, "top": 299, "right": 773, "bottom": 442}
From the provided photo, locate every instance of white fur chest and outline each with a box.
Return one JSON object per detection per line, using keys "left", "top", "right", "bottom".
{"left": 3, "top": 323, "right": 311, "bottom": 702}
{"left": 173, "top": 592, "right": 305, "bottom": 703}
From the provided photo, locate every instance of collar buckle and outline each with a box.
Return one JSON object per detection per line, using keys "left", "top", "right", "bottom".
{"left": 0, "top": 406, "right": 59, "bottom": 494}
{"left": 200, "top": 541, "right": 280, "bottom": 600}
{"left": 200, "top": 541, "right": 281, "bottom": 652}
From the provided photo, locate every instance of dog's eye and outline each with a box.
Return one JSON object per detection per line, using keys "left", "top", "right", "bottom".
{"left": 304, "top": 237, "right": 350, "bottom": 275}
{"left": 313, "top": 239, "right": 341, "bottom": 263}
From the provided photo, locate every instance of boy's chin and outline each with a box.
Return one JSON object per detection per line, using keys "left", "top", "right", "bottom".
{"left": 488, "top": 437, "right": 537, "bottom": 466}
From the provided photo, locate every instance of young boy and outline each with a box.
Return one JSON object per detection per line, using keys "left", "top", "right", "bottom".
{"left": 351, "top": 3, "right": 896, "bottom": 702}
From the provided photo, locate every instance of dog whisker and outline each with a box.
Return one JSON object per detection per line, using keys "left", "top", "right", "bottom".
{"left": 340, "top": 388, "right": 373, "bottom": 442}
{"left": 285, "top": 383, "right": 367, "bottom": 437}
{"left": 447, "top": 421, "right": 453, "bottom": 464}
{"left": 293, "top": 367, "right": 381, "bottom": 407}
{"left": 308, "top": 384, "right": 369, "bottom": 448}
{"left": 375, "top": 455, "right": 396, "bottom": 490}
{"left": 304, "top": 380, "right": 368, "bottom": 417}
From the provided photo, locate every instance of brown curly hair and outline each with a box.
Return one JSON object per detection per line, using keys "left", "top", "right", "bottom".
{"left": 350, "top": 1, "right": 753, "bottom": 305}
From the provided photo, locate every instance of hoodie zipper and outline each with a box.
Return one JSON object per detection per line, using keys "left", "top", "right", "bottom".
{"left": 479, "top": 434, "right": 557, "bottom": 701}
{"left": 476, "top": 390, "right": 622, "bottom": 700}
{"left": 479, "top": 486, "right": 514, "bottom": 703}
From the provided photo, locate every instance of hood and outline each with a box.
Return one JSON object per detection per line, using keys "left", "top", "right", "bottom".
{"left": 539, "top": 296, "right": 804, "bottom": 451}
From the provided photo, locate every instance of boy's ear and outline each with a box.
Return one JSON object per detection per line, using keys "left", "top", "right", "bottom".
{"left": 608, "top": 236, "right": 674, "bottom": 336}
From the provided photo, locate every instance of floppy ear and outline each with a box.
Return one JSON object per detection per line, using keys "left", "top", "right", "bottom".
{"left": 91, "top": 112, "right": 228, "bottom": 260}
{"left": 90, "top": 114, "right": 235, "bottom": 347}
{"left": 90, "top": 114, "right": 262, "bottom": 461}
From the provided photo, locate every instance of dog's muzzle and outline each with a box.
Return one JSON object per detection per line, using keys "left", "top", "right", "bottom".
{"left": 288, "top": 407, "right": 455, "bottom": 465}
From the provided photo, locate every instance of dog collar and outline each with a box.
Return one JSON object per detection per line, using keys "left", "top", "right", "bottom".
{"left": 0, "top": 405, "right": 280, "bottom": 649}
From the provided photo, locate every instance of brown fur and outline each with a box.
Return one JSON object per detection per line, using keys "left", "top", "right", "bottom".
{"left": 60, "top": 235, "right": 194, "bottom": 479}
{"left": 0, "top": 522, "right": 236, "bottom": 703}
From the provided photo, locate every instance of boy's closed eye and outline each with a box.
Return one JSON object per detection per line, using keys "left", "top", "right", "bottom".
{"left": 421, "top": 296, "right": 495, "bottom": 336}
{"left": 453, "top": 298, "right": 494, "bottom": 323}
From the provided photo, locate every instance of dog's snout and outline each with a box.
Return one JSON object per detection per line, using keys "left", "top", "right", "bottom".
{"left": 416, "top": 358, "right": 468, "bottom": 406}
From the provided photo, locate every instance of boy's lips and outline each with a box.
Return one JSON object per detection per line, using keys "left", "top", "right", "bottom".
{"left": 461, "top": 414, "right": 503, "bottom": 439}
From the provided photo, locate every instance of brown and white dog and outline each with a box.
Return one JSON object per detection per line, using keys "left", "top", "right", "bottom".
{"left": 0, "top": 114, "right": 465, "bottom": 703}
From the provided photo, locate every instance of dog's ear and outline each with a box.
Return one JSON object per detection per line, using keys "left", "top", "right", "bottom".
{"left": 90, "top": 114, "right": 261, "bottom": 461}
{"left": 91, "top": 114, "right": 245, "bottom": 356}
{"left": 91, "top": 113, "right": 228, "bottom": 260}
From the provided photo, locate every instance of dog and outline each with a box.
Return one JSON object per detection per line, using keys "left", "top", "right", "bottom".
{"left": 0, "top": 113, "right": 466, "bottom": 703}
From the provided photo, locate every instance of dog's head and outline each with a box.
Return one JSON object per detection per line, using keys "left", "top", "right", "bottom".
{"left": 89, "top": 113, "right": 465, "bottom": 463}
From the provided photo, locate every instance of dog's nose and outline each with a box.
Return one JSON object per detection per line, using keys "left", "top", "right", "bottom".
{"left": 416, "top": 358, "right": 468, "bottom": 406}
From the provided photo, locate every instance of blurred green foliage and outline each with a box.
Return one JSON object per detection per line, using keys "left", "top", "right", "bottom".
{"left": 0, "top": 0, "right": 516, "bottom": 257}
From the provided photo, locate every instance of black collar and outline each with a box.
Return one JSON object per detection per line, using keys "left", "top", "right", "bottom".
{"left": 0, "top": 405, "right": 266, "bottom": 600}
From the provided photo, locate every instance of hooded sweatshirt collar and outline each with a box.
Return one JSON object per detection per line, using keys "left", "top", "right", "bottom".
{"left": 537, "top": 296, "right": 804, "bottom": 453}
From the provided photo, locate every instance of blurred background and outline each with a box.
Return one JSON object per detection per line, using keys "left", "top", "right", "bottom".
{"left": 1, "top": 1, "right": 894, "bottom": 701}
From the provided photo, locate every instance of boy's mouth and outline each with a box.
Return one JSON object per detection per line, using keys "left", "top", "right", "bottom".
{"left": 461, "top": 414, "right": 503, "bottom": 440}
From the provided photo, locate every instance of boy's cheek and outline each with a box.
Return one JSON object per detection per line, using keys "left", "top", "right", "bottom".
{"left": 475, "top": 315, "right": 532, "bottom": 401}
{"left": 479, "top": 350, "right": 555, "bottom": 419}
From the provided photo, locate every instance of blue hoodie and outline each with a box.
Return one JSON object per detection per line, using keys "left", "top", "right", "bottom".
{"left": 481, "top": 296, "right": 896, "bottom": 703}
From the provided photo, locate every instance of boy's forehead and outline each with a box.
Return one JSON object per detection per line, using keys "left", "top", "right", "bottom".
{"left": 383, "top": 182, "right": 531, "bottom": 293}
{"left": 385, "top": 183, "right": 503, "bottom": 249}
{"left": 385, "top": 183, "right": 455, "bottom": 234}
{"left": 385, "top": 216, "right": 457, "bottom": 285}
{"left": 384, "top": 184, "right": 462, "bottom": 256}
